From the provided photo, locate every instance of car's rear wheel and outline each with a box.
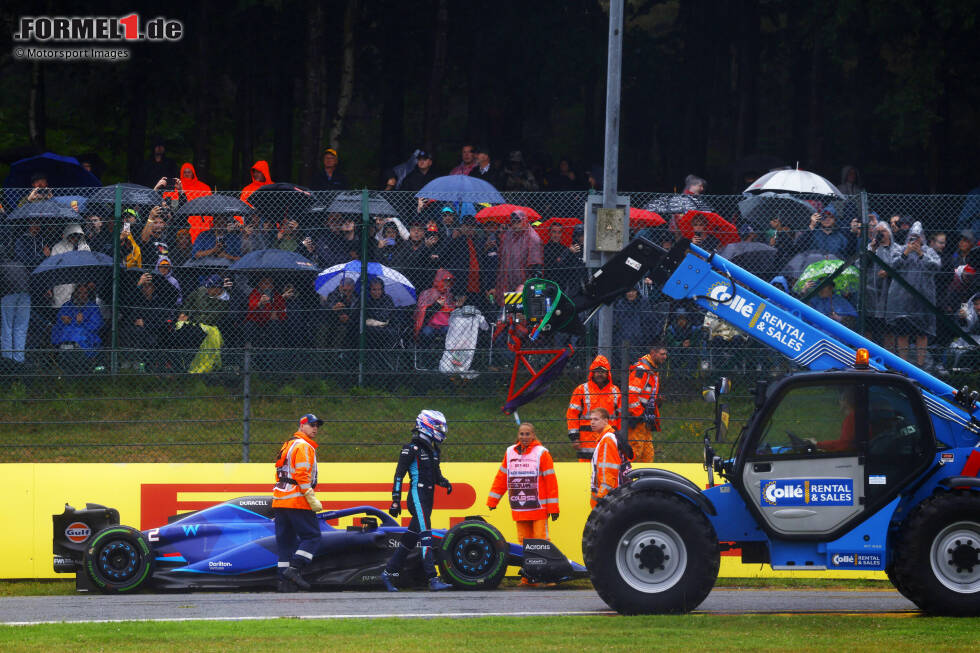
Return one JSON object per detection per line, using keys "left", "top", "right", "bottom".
{"left": 83, "top": 526, "right": 154, "bottom": 593}
{"left": 437, "top": 520, "right": 508, "bottom": 590}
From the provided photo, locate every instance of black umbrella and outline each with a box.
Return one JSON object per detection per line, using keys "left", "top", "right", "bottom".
{"left": 31, "top": 250, "right": 115, "bottom": 288}
{"left": 88, "top": 183, "right": 163, "bottom": 208}
{"left": 645, "top": 194, "right": 707, "bottom": 215}
{"left": 176, "top": 195, "right": 255, "bottom": 218}
{"left": 718, "top": 241, "right": 780, "bottom": 278}
{"left": 247, "top": 183, "right": 315, "bottom": 220}
{"left": 738, "top": 193, "right": 815, "bottom": 231}
{"left": 229, "top": 248, "right": 318, "bottom": 272}
{"left": 325, "top": 191, "right": 398, "bottom": 217}
{"left": 6, "top": 199, "right": 83, "bottom": 224}
{"left": 181, "top": 256, "right": 232, "bottom": 270}
{"left": 2, "top": 152, "right": 101, "bottom": 189}
{"left": 783, "top": 251, "right": 837, "bottom": 281}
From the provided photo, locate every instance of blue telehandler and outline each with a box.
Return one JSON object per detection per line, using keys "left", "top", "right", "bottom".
{"left": 522, "top": 236, "right": 980, "bottom": 615}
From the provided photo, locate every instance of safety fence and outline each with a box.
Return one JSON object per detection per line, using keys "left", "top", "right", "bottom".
{"left": 1, "top": 186, "right": 979, "bottom": 463}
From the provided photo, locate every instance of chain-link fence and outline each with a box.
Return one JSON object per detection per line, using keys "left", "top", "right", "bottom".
{"left": 2, "top": 184, "right": 978, "bottom": 463}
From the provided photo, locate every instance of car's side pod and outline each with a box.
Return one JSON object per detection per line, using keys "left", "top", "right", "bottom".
{"left": 625, "top": 468, "right": 717, "bottom": 516}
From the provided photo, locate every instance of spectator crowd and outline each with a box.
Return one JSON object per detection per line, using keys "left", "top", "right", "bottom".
{"left": 2, "top": 144, "right": 979, "bottom": 380}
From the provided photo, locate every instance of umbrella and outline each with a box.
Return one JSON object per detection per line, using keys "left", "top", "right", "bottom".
{"left": 31, "top": 250, "right": 115, "bottom": 288}
{"left": 644, "top": 194, "right": 707, "bottom": 215}
{"left": 247, "top": 183, "right": 315, "bottom": 219}
{"left": 2, "top": 152, "right": 101, "bottom": 189}
{"left": 229, "top": 249, "right": 318, "bottom": 273}
{"left": 475, "top": 203, "right": 542, "bottom": 224}
{"left": 6, "top": 199, "right": 84, "bottom": 224}
{"left": 677, "top": 210, "right": 740, "bottom": 247}
{"left": 782, "top": 251, "right": 837, "bottom": 280}
{"left": 88, "top": 183, "right": 163, "bottom": 208}
{"left": 717, "top": 241, "right": 779, "bottom": 277}
{"left": 738, "top": 192, "right": 815, "bottom": 231}
{"left": 792, "top": 259, "right": 859, "bottom": 295}
{"left": 316, "top": 261, "right": 417, "bottom": 307}
{"left": 744, "top": 168, "right": 844, "bottom": 199}
{"left": 630, "top": 207, "right": 665, "bottom": 229}
{"left": 52, "top": 195, "right": 88, "bottom": 215}
{"left": 175, "top": 195, "right": 254, "bottom": 219}
{"left": 326, "top": 191, "right": 398, "bottom": 217}
{"left": 181, "top": 256, "right": 232, "bottom": 270}
{"left": 416, "top": 175, "right": 505, "bottom": 204}
{"left": 532, "top": 217, "right": 581, "bottom": 245}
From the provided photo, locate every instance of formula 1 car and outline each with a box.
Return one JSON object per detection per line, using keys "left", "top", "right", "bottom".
{"left": 53, "top": 496, "right": 586, "bottom": 593}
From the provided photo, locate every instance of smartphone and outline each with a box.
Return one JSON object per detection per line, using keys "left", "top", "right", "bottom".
{"left": 122, "top": 222, "right": 131, "bottom": 234}
{"left": 166, "top": 177, "right": 176, "bottom": 190}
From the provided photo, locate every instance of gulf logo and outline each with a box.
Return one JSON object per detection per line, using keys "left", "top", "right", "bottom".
{"left": 65, "top": 522, "right": 91, "bottom": 543}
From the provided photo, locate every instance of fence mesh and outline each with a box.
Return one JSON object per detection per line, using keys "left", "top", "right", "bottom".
{"left": 2, "top": 184, "right": 978, "bottom": 463}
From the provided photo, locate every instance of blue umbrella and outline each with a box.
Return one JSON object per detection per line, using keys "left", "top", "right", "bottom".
{"left": 3, "top": 152, "right": 101, "bottom": 189}
{"left": 88, "top": 183, "right": 163, "bottom": 207}
{"left": 31, "top": 250, "right": 115, "bottom": 287}
{"left": 316, "top": 261, "right": 417, "bottom": 307}
{"left": 6, "top": 199, "right": 82, "bottom": 223}
{"left": 229, "top": 249, "right": 318, "bottom": 272}
{"left": 415, "top": 175, "right": 505, "bottom": 204}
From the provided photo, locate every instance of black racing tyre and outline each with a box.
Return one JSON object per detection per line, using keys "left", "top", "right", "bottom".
{"left": 583, "top": 485, "right": 719, "bottom": 614}
{"left": 437, "top": 520, "right": 508, "bottom": 590}
{"left": 83, "top": 525, "right": 154, "bottom": 594}
{"left": 891, "top": 491, "right": 980, "bottom": 616}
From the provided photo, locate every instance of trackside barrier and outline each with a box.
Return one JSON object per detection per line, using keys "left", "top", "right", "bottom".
{"left": 6, "top": 462, "right": 884, "bottom": 580}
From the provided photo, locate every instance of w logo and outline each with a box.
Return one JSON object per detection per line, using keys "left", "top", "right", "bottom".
{"left": 181, "top": 524, "right": 200, "bottom": 536}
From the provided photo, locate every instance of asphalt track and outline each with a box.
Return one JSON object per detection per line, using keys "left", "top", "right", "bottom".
{"left": 0, "top": 588, "right": 919, "bottom": 624}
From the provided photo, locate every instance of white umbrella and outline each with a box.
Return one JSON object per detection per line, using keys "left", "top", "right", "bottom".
{"left": 743, "top": 168, "right": 845, "bottom": 199}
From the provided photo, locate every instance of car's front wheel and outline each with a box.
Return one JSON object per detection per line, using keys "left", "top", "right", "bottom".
{"left": 437, "top": 520, "right": 508, "bottom": 590}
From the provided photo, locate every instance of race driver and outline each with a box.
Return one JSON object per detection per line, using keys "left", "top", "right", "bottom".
{"left": 381, "top": 409, "right": 454, "bottom": 592}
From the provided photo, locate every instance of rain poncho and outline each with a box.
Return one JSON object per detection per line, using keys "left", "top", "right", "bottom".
{"left": 240, "top": 161, "right": 273, "bottom": 203}
{"left": 50, "top": 224, "right": 91, "bottom": 307}
{"left": 414, "top": 268, "right": 458, "bottom": 335}
{"left": 494, "top": 212, "right": 543, "bottom": 305}
{"left": 865, "top": 223, "right": 902, "bottom": 319}
{"left": 439, "top": 305, "right": 489, "bottom": 378}
{"left": 885, "top": 221, "right": 941, "bottom": 336}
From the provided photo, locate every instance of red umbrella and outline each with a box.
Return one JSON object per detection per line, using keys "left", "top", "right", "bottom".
{"left": 677, "top": 210, "right": 740, "bottom": 247}
{"left": 533, "top": 217, "right": 582, "bottom": 245}
{"left": 629, "top": 207, "right": 666, "bottom": 229}
{"left": 474, "top": 203, "right": 542, "bottom": 224}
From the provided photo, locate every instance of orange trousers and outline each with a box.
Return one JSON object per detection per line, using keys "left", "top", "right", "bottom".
{"left": 515, "top": 519, "right": 549, "bottom": 544}
{"left": 628, "top": 422, "right": 656, "bottom": 463}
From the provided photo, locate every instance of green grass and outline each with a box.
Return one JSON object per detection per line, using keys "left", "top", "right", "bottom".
{"left": 0, "top": 368, "right": 755, "bottom": 463}
{"left": 1, "top": 615, "right": 976, "bottom": 652}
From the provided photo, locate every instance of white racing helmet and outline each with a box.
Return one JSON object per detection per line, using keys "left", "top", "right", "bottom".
{"left": 416, "top": 409, "right": 448, "bottom": 443}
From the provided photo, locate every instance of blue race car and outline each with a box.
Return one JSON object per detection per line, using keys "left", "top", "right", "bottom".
{"left": 53, "top": 496, "right": 586, "bottom": 593}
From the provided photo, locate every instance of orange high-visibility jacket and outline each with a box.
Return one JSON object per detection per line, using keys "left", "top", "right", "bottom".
{"left": 272, "top": 430, "right": 318, "bottom": 510}
{"left": 627, "top": 353, "right": 661, "bottom": 430}
{"left": 487, "top": 438, "right": 559, "bottom": 521}
{"left": 566, "top": 355, "right": 621, "bottom": 456}
{"left": 590, "top": 426, "right": 621, "bottom": 508}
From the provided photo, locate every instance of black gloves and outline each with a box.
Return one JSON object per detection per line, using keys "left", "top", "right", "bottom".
{"left": 388, "top": 501, "right": 401, "bottom": 518}
{"left": 439, "top": 479, "right": 453, "bottom": 494}
{"left": 550, "top": 513, "right": 559, "bottom": 522}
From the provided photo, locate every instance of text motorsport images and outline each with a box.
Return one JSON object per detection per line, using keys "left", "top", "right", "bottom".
{"left": 12, "top": 13, "right": 183, "bottom": 62}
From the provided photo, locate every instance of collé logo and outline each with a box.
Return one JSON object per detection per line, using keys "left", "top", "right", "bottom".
{"left": 761, "top": 479, "right": 854, "bottom": 507}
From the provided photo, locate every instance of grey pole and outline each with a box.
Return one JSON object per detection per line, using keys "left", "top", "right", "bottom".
{"left": 597, "top": 0, "right": 624, "bottom": 362}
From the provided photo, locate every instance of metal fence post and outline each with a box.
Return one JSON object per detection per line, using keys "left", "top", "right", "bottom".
{"left": 857, "top": 191, "right": 869, "bottom": 334}
{"left": 109, "top": 185, "right": 122, "bottom": 374}
{"left": 242, "top": 344, "right": 251, "bottom": 463}
{"left": 358, "top": 189, "right": 369, "bottom": 387}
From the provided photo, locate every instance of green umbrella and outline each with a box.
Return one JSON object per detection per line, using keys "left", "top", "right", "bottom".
{"left": 793, "top": 259, "right": 859, "bottom": 295}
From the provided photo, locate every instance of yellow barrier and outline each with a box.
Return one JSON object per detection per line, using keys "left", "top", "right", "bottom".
{"left": 6, "top": 462, "right": 883, "bottom": 580}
